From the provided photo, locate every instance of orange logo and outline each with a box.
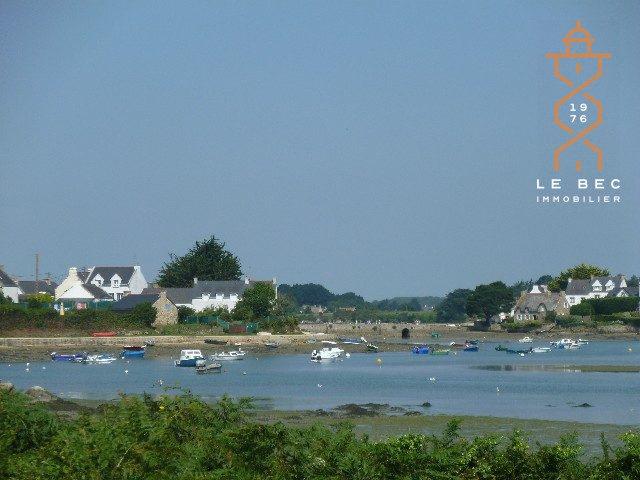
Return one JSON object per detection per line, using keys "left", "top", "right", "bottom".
{"left": 546, "top": 21, "right": 611, "bottom": 171}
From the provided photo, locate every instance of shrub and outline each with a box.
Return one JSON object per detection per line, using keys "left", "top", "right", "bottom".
{"left": 555, "top": 315, "right": 584, "bottom": 327}
{"left": 583, "top": 297, "right": 639, "bottom": 315}
{"left": 503, "top": 321, "right": 542, "bottom": 333}
{"left": 570, "top": 302, "right": 594, "bottom": 316}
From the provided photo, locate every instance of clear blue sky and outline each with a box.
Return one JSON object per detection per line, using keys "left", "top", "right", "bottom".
{"left": 1, "top": 1, "right": 639, "bottom": 299}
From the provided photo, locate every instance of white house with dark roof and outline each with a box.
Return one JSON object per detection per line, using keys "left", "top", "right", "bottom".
{"left": 143, "top": 277, "right": 277, "bottom": 312}
{"left": 565, "top": 274, "right": 637, "bottom": 306}
{"left": 0, "top": 267, "right": 20, "bottom": 303}
{"left": 56, "top": 283, "right": 114, "bottom": 302}
{"left": 55, "top": 265, "right": 148, "bottom": 301}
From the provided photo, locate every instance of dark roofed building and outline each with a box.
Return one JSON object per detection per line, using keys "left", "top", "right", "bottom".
{"left": 565, "top": 274, "right": 635, "bottom": 306}
{"left": 111, "top": 293, "right": 160, "bottom": 311}
{"left": 512, "top": 285, "right": 569, "bottom": 321}
{"left": 0, "top": 267, "right": 20, "bottom": 303}
{"left": 18, "top": 279, "right": 58, "bottom": 298}
{"left": 112, "top": 292, "right": 178, "bottom": 327}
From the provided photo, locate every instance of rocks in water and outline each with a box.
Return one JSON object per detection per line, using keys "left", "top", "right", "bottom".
{"left": 421, "top": 401, "right": 432, "bottom": 408}
{"left": 25, "top": 386, "right": 57, "bottom": 402}
{"left": 573, "top": 403, "right": 593, "bottom": 408}
{"left": 0, "top": 380, "right": 14, "bottom": 392}
{"left": 334, "top": 403, "right": 380, "bottom": 417}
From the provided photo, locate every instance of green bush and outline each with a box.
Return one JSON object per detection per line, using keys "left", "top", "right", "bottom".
{"left": 503, "top": 321, "right": 542, "bottom": 333}
{"left": 555, "top": 315, "right": 584, "bottom": 327}
{"left": 570, "top": 302, "right": 594, "bottom": 316}
{"left": 582, "top": 297, "right": 639, "bottom": 315}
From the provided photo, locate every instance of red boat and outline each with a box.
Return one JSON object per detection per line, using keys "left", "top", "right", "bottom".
{"left": 92, "top": 331, "right": 117, "bottom": 337}
{"left": 122, "top": 345, "right": 145, "bottom": 351}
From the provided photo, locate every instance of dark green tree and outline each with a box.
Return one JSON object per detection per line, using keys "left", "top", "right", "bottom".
{"left": 466, "top": 281, "right": 514, "bottom": 324}
{"left": 436, "top": 289, "right": 472, "bottom": 323}
{"left": 548, "top": 264, "right": 610, "bottom": 292}
{"left": 129, "top": 302, "right": 157, "bottom": 327}
{"left": 157, "top": 236, "right": 242, "bottom": 287}
{"left": 233, "top": 282, "right": 276, "bottom": 320}
{"left": 536, "top": 274, "right": 554, "bottom": 285}
{"left": 277, "top": 283, "right": 334, "bottom": 306}
{"left": 509, "top": 280, "right": 533, "bottom": 300}
{"left": 0, "top": 291, "right": 12, "bottom": 305}
{"left": 628, "top": 275, "right": 639, "bottom": 288}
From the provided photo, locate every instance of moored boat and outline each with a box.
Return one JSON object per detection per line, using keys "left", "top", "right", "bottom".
{"left": 174, "top": 349, "right": 205, "bottom": 367}
{"left": 550, "top": 338, "right": 574, "bottom": 348}
{"left": 430, "top": 349, "right": 450, "bottom": 355}
{"left": 577, "top": 339, "right": 589, "bottom": 345}
{"left": 463, "top": 345, "right": 479, "bottom": 352}
{"left": 195, "top": 360, "right": 222, "bottom": 373}
{"left": 337, "top": 336, "right": 366, "bottom": 345}
{"left": 366, "top": 343, "right": 379, "bottom": 352}
{"left": 92, "top": 331, "right": 117, "bottom": 337}
{"left": 412, "top": 346, "right": 430, "bottom": 354}
{"left": 121, "top": 349, "right": 145, "bottom": 358}
{"left": 310, "top": 346, "right": 344, "bottom": 362}
{"left": 211, "top": 349, "right": 246, "bottom": 361}
{"left": 122, "top": 345, "right": 145, "bottom": 351}
{"left": 83, "top": 353, "right": 117, "bottom": 364}
{"left": 264, "top": 342, "right": 280, "bottom": 349}
{"left": 518, "top": 336, "right": 533, "bottom": 343}
{"left": 531, "top": 347, "right": 551, "bottom": 353}
{"left": 50, "top": 352, "right": 87, "bottom": 362}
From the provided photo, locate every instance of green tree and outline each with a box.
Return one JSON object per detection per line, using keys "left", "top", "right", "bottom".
{"left": 233, "top": 282, "right": 276, "bottom": 320}
{"left": 177, "top": 306, "right": 195, "bottom": 323}
{"left": 536, "top": 274, "right": 554, "bottom": 285}
{"left": 0, "top": 291, "right": 12, "bottom": 305}
{"left": 628, "top": 275, "right": 639, "bottom": 287}
{"left": 26, "top": 293, "right": 54, "bottom": 309}
{"left": 436, "top": 289, "right": 472, "bottom": 323}
{"left": 548, "top": 263, "right": 610, "bottom": 292}
{"left": 466, "top": 281, "right": 514, "bottom": 324}
{"left": 278, "top": 283, "right": 335, "bottom": 306}
{"left": 129, "top": 302, "right": 157, "bottom": 327}
{"left": 157, "top": 236, "right": 242, "bottom": 287}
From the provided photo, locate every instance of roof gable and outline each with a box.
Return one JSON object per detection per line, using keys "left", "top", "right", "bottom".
{"left": 0, "top": 268, "right": 18, "bottom": 288}
{"left": 87, "top": 267, "right": 136, "bottom": 285}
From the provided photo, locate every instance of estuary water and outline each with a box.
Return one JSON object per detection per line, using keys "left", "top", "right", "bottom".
{"left": 1, "top": 340, "right": 639, "bottom": 425}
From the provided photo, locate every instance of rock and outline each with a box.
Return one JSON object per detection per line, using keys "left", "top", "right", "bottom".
{"left": 25, "top": 386, "right": 57, "bottom": 402}
{"left": 573, "top": 403, "right": 593, "bottom": 408}
{"left": 421, "top": 401, "right": 432, "bottom": 408}
{"left": 334, "top": 403, "right": 379, "bottom": 417}
{"left": 0, "top": 381, "right": 14, "bottom": 392}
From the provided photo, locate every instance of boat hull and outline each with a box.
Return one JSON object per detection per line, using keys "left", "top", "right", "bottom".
{"left": 121, "top": 350, "right": 145, "bottom": 358}
{"left": 174, "top": 358, "right": 202, "bottom": 367}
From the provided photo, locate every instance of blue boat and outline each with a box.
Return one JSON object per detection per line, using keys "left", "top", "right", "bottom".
{"left": 174, "top": 349, "right": 204, "bottom": 367}
{"left": 412, "top": 346, "right": 430, "bottom": 354}
{"left": 50, "top": 352, "right": 87, "bottom": 362}
{"left": 120, "top": 350, "right": 145, "bottom": 358}
{"left": 463, "top": 345, "right": 479, "bottom": 352}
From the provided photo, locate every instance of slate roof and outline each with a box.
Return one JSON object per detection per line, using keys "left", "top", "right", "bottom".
{"left": 143, "top": 287, "right": 194, "bottom": 305}
{"left": 513, "top": 292, "right": 565, "bottom": 313}
{"left": 0, "top": 268, "right": 18, "bottom": 288}
{"left": 111, "top": 294, "right": 161, "bottom": 311}
{"left": 77, "top": 271, "right": 90, "bottom": 282}
{"left": 87, "top": 267, "right": 135, "bottom": 284}
{"left": 143, "top": 280, "right": 256, "bottom": 305}
{"left": 18, "top": 280, "right": 58, "bottom": 296}
{"left": 82, "top": 284, "right": 113, "bottom": 300}
{"left": 565, "top": 279, "right": 592, "bottom": 295}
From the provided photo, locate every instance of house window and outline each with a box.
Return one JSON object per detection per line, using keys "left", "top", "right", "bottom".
{"left": 112, "top": 279, "right": 120, "bottom": 287}
{"left": 569, "top": 297, "right": 575, "bottom": 304}
{"left": 593, "top": 285, "right": 602, "bottom": 292}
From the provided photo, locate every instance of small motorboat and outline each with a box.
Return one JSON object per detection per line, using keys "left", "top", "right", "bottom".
{"left": 430, "top": 349, "right": 450, "bottom": 355}
{"left": 550, "top": 338, "right": 574, "bottom": 348}
{"left": 211, "top": 349, "right": 246, "bottom": 361}
{"left": 83, "top": 353, "right": 117, "bottom": 364}
{"left": 577, "top": 339, "right": 589, "bottom": 345}
{"left": 195, "top": 359, "right": 222, "bottom": 374}
{"left": 122, "top": 345, "right": 145, "bottom": 351}
{"left": 50, "top": 352, "right": 87, "bottom": 362}
{"left": 531, "top": 347, "right": 551, "bottom": 353}
{"left": 495, "top": 345, "right": 508, "bottom": 351}
{"left": 144, "top": 340, "right": 156, "bottom": 347}
{"left": 449, "top": 342, "right": 467, "bottom": 348}
{"left": 366, "top": 343, "right": 379, "bottom": 352}
{"left": 310, "top": 346, "right": 344, "bottom": 362}
{"left": 506, "top": 348, "right": 532, "bottom": 355}
{"left": 518, "top": 336, "right": 533, "bottom": 343}
{"left": 175, "top": 349, "right": 205, "bottom": 367}
{"left": 466, "top": 339, "right": 479, "bottom": 345}
{"left": 565, "top": 342, "right": 581, "bottom": 350}
{"left": 412, "top": 346, "right": 430, "bottom": 354}
{"left": 264, "top": 342, "right": 280, "bottom": 349}
{"left": 121, "top": 349, "right": 145, "bottom": 358}
{"left": 337, "top": 336, "right": 365, "bottom": 345}
{"left": 463, "top": 344, "right": 479, "bottom": 352}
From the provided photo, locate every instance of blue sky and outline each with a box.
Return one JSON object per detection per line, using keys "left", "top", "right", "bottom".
{"left": 1, "top": 1, "right": 639, "bottom": 299}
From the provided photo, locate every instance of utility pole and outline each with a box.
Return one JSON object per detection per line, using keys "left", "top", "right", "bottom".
{"left": 35, "top": 253, "right": 39, "bottom": 293}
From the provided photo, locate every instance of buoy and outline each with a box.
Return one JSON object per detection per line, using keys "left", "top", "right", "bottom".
{"left": 242, "top": 372, "right": 247, "bottom": 375}
{"left": 628, "top": 347, "right": 633, "bottom": 352}
{"left": 317, "top": 383, "right": 323, "bottom": 388}
{"left": 25, "top": 368, "right": 30, "bottom": 372}
{"left": 345, "top": 353, "right": 351, "bottom": 358}
{"left": 429, "top": 377, "right": 436, "bottom": 382}
{"left": 42, "top": 366, "right": 46, "bottom": 370}
{"left": 124, "top": 369, "right": 129, "bottom": 374}
{"left": 376, "top": 357, "right": 382, "bottom": 365}
{"left": 496, "top": 387, "right": 500, "bottom": 393}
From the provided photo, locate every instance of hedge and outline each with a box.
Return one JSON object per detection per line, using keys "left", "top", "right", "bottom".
{"left": 576, "top": 297, "right": 639, "bottom": 315}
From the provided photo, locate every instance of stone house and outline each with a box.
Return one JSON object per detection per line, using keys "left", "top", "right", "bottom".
{"left": 111, "top": 292, "right": 178, "bottom": 327}
{"left": 512, "top": 285, "right": 570, "bottom": 321}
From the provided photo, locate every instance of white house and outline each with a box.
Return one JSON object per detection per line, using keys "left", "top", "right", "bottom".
{"left": 565, "top": 275, "right": 637, "bottom": 306}
{"left": 0, "top": 267, "right": 20, "bottom": 303}
{"left": 56, "top": 283, "right": 114, "bottom": 302}
{"left": 144, "top": 277, "right": 277, "bottom": 313}
{"left": 56, "top": 265, "right": 148, "bottom": 301}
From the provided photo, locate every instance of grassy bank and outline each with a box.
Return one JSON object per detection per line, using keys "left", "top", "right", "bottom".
{"left": 1, "top": 388, "right": 639, "bottom": 479}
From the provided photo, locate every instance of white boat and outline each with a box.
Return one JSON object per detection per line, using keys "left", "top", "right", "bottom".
{"left": 577, "top": 339, "right": 589, "bottom": 345}
{"left": 174, "top": 349, "right": 205, "bottom": 367}
{"left": 83, "top": 354, "right": 117, "bottom": 364}
{"left": 550, "top": 338, "right": 574, "bottom": 348}
{"left": 310, "top": 346, "right": 344, "bottom": 362}
{"left": 565, "top": 342, "right": 581, "bottom": 350}
{"left": 531, "top": 347, "right": 551, "bottom": 353}
{"left": 211, "top": 349, "right": 246, "bottom": 361}
{"left": 518, "top": 336, "right": 533, "bottom": 343}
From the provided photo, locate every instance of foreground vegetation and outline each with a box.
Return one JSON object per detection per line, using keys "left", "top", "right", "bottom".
{"left": 1, "top": 389, "right": 640, "bottom": 479}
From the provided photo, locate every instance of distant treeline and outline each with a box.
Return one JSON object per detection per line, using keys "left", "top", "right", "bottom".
{"left": 278, "top": 283, "right": 442, "bottom": 312}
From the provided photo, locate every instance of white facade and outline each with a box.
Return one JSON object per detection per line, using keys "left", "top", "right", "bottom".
{"left": 57, "top": 283, "right": 105, "bottom": 301}
{"left": 90, "top": 266, "right": 148, "bottom": 300}
{"left": 565, "top": 276, "right": 629, "bottom": 306}
{"left": 190, "top": 293, "right": 240, "bottom": 312}
{"left": 0, "top": 285, "right": 20, "bottom": 303}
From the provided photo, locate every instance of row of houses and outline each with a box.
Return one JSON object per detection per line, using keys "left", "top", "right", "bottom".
{"left": 511, "top": 274, "right": 638, "bottom": 321}
{"left": 0, "top": 264, "right": 277, "bottom": 316}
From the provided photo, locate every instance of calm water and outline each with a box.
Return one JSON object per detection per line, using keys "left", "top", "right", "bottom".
{"left": 1, "top": 340, "right": 639, "bottom": 425}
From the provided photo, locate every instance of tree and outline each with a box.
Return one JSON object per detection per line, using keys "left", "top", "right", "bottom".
{"left": 436, "top": 289, "right": 472, "bottom": 323}
{"left": 129, "top": 302, "right": 157, "bottom": 327}
{"left": 277, "top": 283, "right": 334, "bottom": 306}
{"left": 536, "top": 274, "right": 554, "bottom": 285}
{"left": 0, "top": 291, "right": 12, "bottom": 305}
{"left": 233, "top": 282, "right": 276, "bottom": 320}
{"left": 26, "top": 293, "right": 54, "bottom": 309}
{"left": 548, "top": 264, "right": 610, "bottom": 292}
{"left": 465, "top": 282, "right": 513, "bottom": 324}
{"left": 628, "top": 275, "right": 639, "bottom": 288}
{"left": 509, "top": 280, "right": 533, "bottom": 300}
{"left": 157, "top": 236, "right": 242, "bottom": 287}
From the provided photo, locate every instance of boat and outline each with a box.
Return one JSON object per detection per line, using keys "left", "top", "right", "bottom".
{"left": 531, "top": 347, "right": 551, "bottom": 353}
{"left": 195, "top": 360, "right": 222, "bottom": 374}
{"left": 264, "top": 342, "right": 280, "bottom": 349}
{"left": 430, "top": 349, "right": 450, "bottom": 355}
{"left": 518, "top": 336, "right": 533, "bottom": 343}
{"left": 121, "top": 349, "right": 145, "bottom": 358}
{"left": 144, "top": 340, "right": 156, "bottom": 347}
{"left": 366, "top": 343, "right": 379, "bottom": 352}
{"left": 174, "top": 349, "right": 205, "bottom": 367}
{"left": 466, "top": 339, "right": 479, "bottom": 345}
{"left": 565, "top": 342, "right": 581, "bottom": 350}
{"left": 310, "top": 346, "right": 344, "bottom": 362}
{"left": 506, "top": 347, "right": 532, "bottom": 354}
{"left": 211, "top": 349, "right": 246, "bottom": 361}
{"left": 550, "top": 338, "right": 574, "bottom": 348}
{"left": 92, "top": 331, "right": 117, "bottom": 337}
{"left": 337, "top": 336, "right": 365, "bottom": 345}
{"left": 83, "top": 353, "right": 117, "bottom": 364}
{"left": 122, "top": 345, "right": 145, "bottom": 351}
{"left": 204, "top": 338, "right": 227, "bottom": 345}
{"left": 449, "top": 342, "right": 467, "bottom": 348}
{"left": 50, "top": 352, "right": 87, "bottom": 362}
{"left": 577, "top": 339, "right": 589, "bottom": 345}
{"left": 495, "top": 345, "right": 508, "bottom": 351}
{"left": 412, "top": 346, "right": 430, "bottom": 354}
{"left": 463, "top": 345, "right": 479, "bottom": 352}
